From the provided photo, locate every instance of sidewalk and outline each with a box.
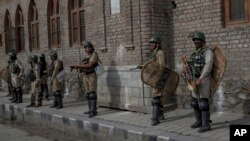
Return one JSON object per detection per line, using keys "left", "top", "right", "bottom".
{"left": 0, "top": 91, "right": 249, "bottom": 141}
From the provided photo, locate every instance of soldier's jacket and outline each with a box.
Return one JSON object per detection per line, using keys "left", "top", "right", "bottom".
{"left": 51, "top": 59, "right": 64, "bottom": 91}
{"left": 82, "top": 52, "right": 99, "bottom": 74}
{"left": 31, "top": 63, "right": 42, "bottom": 93}
{"left": 145, "top": 48, "right": 166, "bottom": 97}
{"left": 10, "top": 59, "right": 24, "bottom": 88}
{"left": 190, "top": 46, "right": 214, "bottom": 99}
{"left": 83, "top": 52, "right": 99, "bottom": 93}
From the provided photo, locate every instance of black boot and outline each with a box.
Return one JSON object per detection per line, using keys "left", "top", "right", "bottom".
{"left": 16, "top": 87, "right": 23, "bottom": 103}
{"left": 151, "top": 97, "right": 160, "bottom": 126}
{"left": 159, "top": 105, "right": 165, "bottom": 120}
{"left": 190, "top": 108, "right": 202, "bottom": 128}
{"left": 56, "top": 95, "right": 63, "bottom": 109}
{"left": 198, "top": 111, "right": 211, "bottom": 133}
{"left": 89, "top": 92, "right": 97, "bottom": 118}
{"left": 84, "top": 93, "right": 91, "bottom": 114}
{"left": 11, "top": 88, "right": 17, "bottom": 103}
{"left": 50, "top": 95, "right": 58, "bottom": 108}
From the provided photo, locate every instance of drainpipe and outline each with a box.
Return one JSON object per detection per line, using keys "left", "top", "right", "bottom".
{"left": 139, "top": 0, "right": 145, "bottom": 106}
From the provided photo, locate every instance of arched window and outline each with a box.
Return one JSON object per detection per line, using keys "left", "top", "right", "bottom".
{"left": 16, "top": 5, "right": 25, "bottom": 52}
{"left": 48, "top": 0, "right": 60, "bottom": 48}
{"left": 69, "top": 0, "right": 85, "bottom": 46}
{"left": 4, "top": 10, "right": 13, "bottom": 53}
{"left": 28, "top": 0, "right": 39, "bottom": 51}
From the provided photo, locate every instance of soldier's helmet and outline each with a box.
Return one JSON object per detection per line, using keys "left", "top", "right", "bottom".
{"left": 40, "top": 53, "right": 45, "bottom": 58}
{"left": 30, "top": 55, "right": 38, "bottom": 63}
{"left": 49, "top": 50, "right": 58, "bottom": 60}
{"left": 149, "top": 35, "right": 161, "bottom": 44}
{"left": 8, "top": 51, "right": 17, "bottom": 62}
{"left": 190, "top": 31, "right": 206, "bottom": 43}
{"left": 83, "top": 41, "right": 95, "bottom": 52}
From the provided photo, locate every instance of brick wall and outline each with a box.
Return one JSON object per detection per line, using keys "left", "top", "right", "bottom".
{"left": 1, "top": 0, "right": 249, "bottom": 113}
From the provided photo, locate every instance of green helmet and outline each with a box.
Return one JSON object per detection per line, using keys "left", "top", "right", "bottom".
{"left": 40, "top": 53, "right": 45, "bottom": 58}
{"left": 8, "top": 51, "right": 17, "bottom": 62}
{"left": 190, "top": 31, "right": 206, "bottom": 42}
{"left": 149, "top": 35, "right": 161, "bottom": 44}
{"left": 30, "top": 55, "right": 38, "bottom": 63}
{"left": 83, "top": 41, "right": 93, "bottom": 48}
{"left": 49, "top": 50, "right": 57, "bottom": 60}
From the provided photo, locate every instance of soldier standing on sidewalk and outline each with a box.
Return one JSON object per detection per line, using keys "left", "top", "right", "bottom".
{"left": 39, "top": 53, "right": 49, "bottom": 101}
{"left": 70, "top": 41, "right": 99, "bottom": 118}
{"left": 26, "top": 55, "right": 43, "bottom": 107}
{"left": 138, "top": 35, "right": 166, "bottom": 126}
{"left": 49, "top": 50, "right": 64, "bottom": 109}
{"left": 182, "top": 31, "right": 214, "bottom": 133}
{"left": 9, "top": 51, "right": 24, "bottom": 104}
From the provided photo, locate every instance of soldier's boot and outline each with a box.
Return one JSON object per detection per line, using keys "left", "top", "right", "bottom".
{"left": 151, "top": 97, "right": 160, "bottom": 126}
{"left": 56, "top": 95, "right": 63, "bottom": 109}
{"left": 84, "top": 93, "right": 91, "bottom": 114}
{"left": 198, "top": 111, "right": 211, "bottom": 133}
{"left": 159, "top": 105, "right": 165, "bottom": 120}
{"left": 16, "top": 87, "right": 23, "bottom": 103}
{"left": 11, "top": 88, "right": 17, "bottom": 103}
{"left": 89, "top": 92, "right": 97, "bottom": 118}
{"left": 35, "top": 92, "right": 43, "bottom": 107}
{"left": 26, "top": 102, "right": 35, "bottom": 107}
{"left": 190, "top": 108, "right": 202, "bottom": 128}
{"left": 198, "top": 98, "right": 211, "bottom": 133}
{"left": 50, "top": 94, "right": 58, "bottom": 108}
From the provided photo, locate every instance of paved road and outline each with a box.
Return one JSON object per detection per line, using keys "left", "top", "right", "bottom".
{"left": 0, "top": 123, "right": 51, "bottom": 141}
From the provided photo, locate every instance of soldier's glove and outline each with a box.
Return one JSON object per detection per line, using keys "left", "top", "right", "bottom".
{"left": 136, "top": 65, "right": 143, "bottom": 69}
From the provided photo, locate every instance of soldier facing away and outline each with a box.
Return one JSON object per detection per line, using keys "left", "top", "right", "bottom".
{"left": 70, "top": 41, "right": 100, "bottom": 118}
{"left": 181, "top": 31, "right": 214, "bottom": 133}
{"left": 138, "top": 35, "right": 166, "bottom": 126}
{"left": 8, "top": 51, "right": 24, "bottom": 103}
{"left": 49, "top": 50, "right": 64, "bottom": 109}
{"left": 39, "top": 53, "right": 49, "bottom": 101}
{"left": 26, "top": 55, "right": 43, "bottom": 107}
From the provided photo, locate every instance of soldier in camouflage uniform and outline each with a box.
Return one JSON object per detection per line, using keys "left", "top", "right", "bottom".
{"left": 139, "top": 35, "right": 166, "bottom": 126}
{"left": 49, "top": 50, "right": 64, "bottom": 109}
{"left": 8, "top": 51, "right": 24, "bottom": 103}
{"left": 182, "top": 31, "right": 214, "bottom": 133}
{"left": 26, "top": 55, "right": 43, "bottom": 107}
{"left": 70, "top": 41, "right": 99, "bottom": 118}
{"left": 39, "top": 53, "right": 49, "bottom": 100}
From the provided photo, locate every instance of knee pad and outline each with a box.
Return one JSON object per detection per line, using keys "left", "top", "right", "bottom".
{"left": 85, "top": 93, "right": 90, "bottom": 100}
{"left": 190, "top": 97, "right": 199, "bottom": 109}
{"left": 152, "top": 97, "right": 161, "bottom": 106}
{"left": 199, "top": 98, "right": 209, "bottom": 111}
{"left": 55, "top": 91, "right": 61, "bottom": 97}
{"left": 16, "top": 87, "right": 22, "bottom": 93}
{"left": 89, "top": 92, "right": 97, "bottom": 100}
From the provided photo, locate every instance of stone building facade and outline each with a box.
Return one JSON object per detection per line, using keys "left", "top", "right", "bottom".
{"left": 0, "top": 0, "right": 250, "bottom": 114}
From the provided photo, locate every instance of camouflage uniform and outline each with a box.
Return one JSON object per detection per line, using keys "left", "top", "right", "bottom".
{"left": 141, "top": 35, "right": 166, "bottom": 126}
{"left": 49, "top": 50, "right": 64, "bottom": 109}
{"left": 71, "top": 41, "right": 99, "bottom": 118}
{"left": 9, "top": 52, "right": 24, "bottom": 103}
{"left": 187, "top": 31, "right": 214, "bottom": 133}
{"left": 27, "top": 55, "right": 43, "bottom": 107}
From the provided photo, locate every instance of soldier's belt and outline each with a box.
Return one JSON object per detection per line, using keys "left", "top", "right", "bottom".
{"left": 83, "top": 70, "right": 95, "bottom": 75}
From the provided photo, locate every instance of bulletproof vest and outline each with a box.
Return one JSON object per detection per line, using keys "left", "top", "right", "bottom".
{"left": 27, "top": 69, "right": 36, "bottom": 82}
{"left": 190, "top": 47, "right": 206, "bottom": 77}
{"left": 79, "top": 56, "right": 97, "bottom": 73}
{"left": 48, "top": 62, "right": 55, "bottom": 77}
{"left": 9, "top": 62, "right": 21, "bottom": 74}
{"left": 39, "top": 61, "right": 47, "bottom": 77}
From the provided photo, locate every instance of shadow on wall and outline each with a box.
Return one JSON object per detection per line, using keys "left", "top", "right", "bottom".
{"left": 106, "top": 61, "right": 121, "bottom": 108}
